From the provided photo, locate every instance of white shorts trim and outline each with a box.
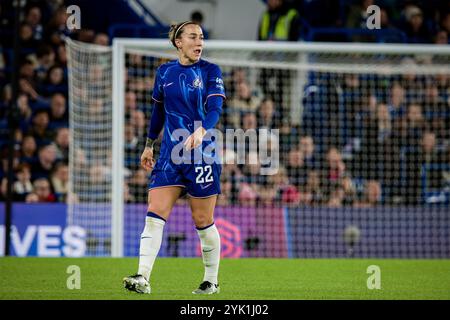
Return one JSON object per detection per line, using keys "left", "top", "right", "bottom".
{"left": 148, "top": 185, "right": 186, "bottom": 192}
{"left": 187, "top": 193, "right": 219, "bottom": 199}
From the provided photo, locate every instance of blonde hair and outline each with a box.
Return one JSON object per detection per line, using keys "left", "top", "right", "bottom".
{"left": 168, "top": 21, "right": 199, "bottom": 48}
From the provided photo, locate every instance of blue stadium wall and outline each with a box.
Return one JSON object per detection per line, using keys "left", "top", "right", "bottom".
{"left": 0, "top": 203, "right": 449, "bottom": 258}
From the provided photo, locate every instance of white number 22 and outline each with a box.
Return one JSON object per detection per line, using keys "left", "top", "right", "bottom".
{"left": 195, "top": 165, "right": 213, "bottom": 184}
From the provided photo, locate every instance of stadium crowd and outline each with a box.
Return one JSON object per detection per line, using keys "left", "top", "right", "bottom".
{"left": 0, "top": 0, "right": 449, "bottom": 207}
{"left": 0, "top": 1, "right": 110, "bottom": 203}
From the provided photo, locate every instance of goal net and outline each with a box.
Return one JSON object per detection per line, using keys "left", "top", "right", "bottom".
{"left": 67, "top": 38, "right": 450, "bottom": 258}
{"left": 66, "top": 40, "right": 113, "bottom": 256}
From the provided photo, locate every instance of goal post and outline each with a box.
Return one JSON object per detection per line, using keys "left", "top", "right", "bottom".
{"left": 67, "top": 38, "right": 450, "bottom": 258}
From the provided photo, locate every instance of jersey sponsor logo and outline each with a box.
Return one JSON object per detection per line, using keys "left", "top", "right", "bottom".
{"left": 215, "top": 77, "right": 223, "bottom": 84}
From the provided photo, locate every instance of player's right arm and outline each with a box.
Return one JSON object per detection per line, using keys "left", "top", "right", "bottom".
{"left": 141, "top": 99, "right": 165, "bottom": 171}
{"left": 141, "top": 67, "right": 165, "bottom": 171}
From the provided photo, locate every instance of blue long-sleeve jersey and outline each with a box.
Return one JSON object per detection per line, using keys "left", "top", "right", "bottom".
{"left": 147, "top": 59, "right": 226, "bottom": 163}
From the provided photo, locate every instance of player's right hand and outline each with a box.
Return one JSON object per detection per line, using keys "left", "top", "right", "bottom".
{"left": 141, "top": 147, "right": 155, "bottom": 172}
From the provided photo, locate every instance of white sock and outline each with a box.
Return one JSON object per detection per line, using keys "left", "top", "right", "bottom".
{"left": 196, "top": 223, "right": 221, "bottom": 285}
{"left": 138, "top": 216, "right": 165, "bottom": 281}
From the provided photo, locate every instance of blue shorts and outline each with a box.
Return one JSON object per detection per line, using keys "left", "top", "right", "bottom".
{"left": 148, "top": 160, "right": 222, "bottom": 198}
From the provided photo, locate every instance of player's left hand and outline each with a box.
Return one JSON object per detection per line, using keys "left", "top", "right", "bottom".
{"left": 184, "top": 126, "right": 207, "bottom": 151}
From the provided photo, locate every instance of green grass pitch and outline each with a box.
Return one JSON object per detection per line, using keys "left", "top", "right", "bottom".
{"left": 0, "top": 257, "right": 449, "bottom": 300}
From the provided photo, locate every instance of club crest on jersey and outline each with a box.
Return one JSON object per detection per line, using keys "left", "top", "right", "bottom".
{"left": 193, "top": 77, "right": 203, "bottom": 88}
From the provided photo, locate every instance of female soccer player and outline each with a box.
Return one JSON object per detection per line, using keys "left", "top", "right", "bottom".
{"left": 123, "top": 21, "right": 225, "bottom": 295}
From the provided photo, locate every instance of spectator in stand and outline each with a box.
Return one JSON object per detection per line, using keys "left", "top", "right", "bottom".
{"left": 326, "top": 177, "right": 355, "bottom": 208}
{"left": 256, "top": 97, "right": 279, "bottom": 129}
{"left": 28, "top": 109, "right": 54, "bottom": 146}
{"left": 387, "top": 81, "right": 406, "bottom": 119}
{"left": 240, "top": 152, "right": 265, "bottom": 205}
{"left": 19, "top": 23, "right": 39, "bottom": 50}
{"left": 19, "top": 59, "right": 36, "bottom": 84}
{"left": 399, "top": 58, "right": 427, "bottom": 104}
{"left": 392, "top": 103, "right": 428, "bottom": 148}
{"left": 20, "top": 135, "right": 38, "bottom": 166}
{"left": 24, "top": 5, "right": 44, "bottom": 41}
{"left": 190, "top": 10, "right": 209, "bottom": 39}
{"left": 354, "top": 180, "right": 382, "bottom": 207}
{"left": 258, "top": 0, "right": 301, "bottom": 41}
{"left": 269, "top": 165, "right": 300, "bottom": 206}
{"left": 129, "top": 109, "right": 147, "bottom": 139}
{"left": 422, "top": 80, "right": 449, "bottom": 143}
{"left": 56, "top": 42, "right": 68, "bottom": 66}
{"left": 241, "top": 111, "right": 257, "bottom": 131}
{"left": 52, "top": 127, "right": 69, "bottom": 162}
{"left": 124, "top": 181, "right": 135, "bottom": 204}
{"left": 225, "top": 68, "right": 248, "bottom": 99}
{"left": 17, "top": 93, "right": 34, "bottom": 133}
{"left": 75, "top": 29, "right": 96, "bottom": 43}
{"left": 1, "top": 84, "right": 12, "bottom": 113}
{"left": 379, "top": 7, "right": 401, "bottom": 32}
{"left": 356, "top": 102, "right": 398, "bottom": 182}
{"left": 346, "top": 0, "right": 375, "bottom": 29}
{"left": 217, "top": 176, "right": 231, "bottom": 206}
{"left": 221, "top": 149, "right": 244, "bottom": 204}
{"left": 433, "top": 29, "right": 448, "bottom": 44}
{"left": 285, "top": 147, "right": 307, "bottom": 188}
{"left": 125, "top": 123, "right": 140, "bottom": 170}
{"left": 0, "top": 178, "right": 9, "bottom": 201}
{"left": 435, "top": 74, "right": 450, "bottom": 100}
{"left": 258, "top": 182, "right": 278, "bottom": 207}
{"left": 257, "top": 0, "right": 300, "bottom": 112}
{"left": 44, "top": 6, "right": 71, "bottom": 46}
{"left": 341, "top": 175, "right": 357, "bottom": 206}
{"left": 32, "top": 143, "right": 57, "bottom": 180}
{"left": 321, "top": 147, "right": 347, "bottom": 195}
{"left": 327, "top": 183, "right": 345, "bottom": 208}
{"left": 41, "top": 64, "right": 67, "bottom": 97}
{"left": 125, "top": 91, "right": 138, "bottom": 115}
{"left": 19, "top": 77, "right": 47, "bottom": 107}
{"left": 404, "top": 131, "right": 446, "bottom": 205}
{"left": 25, "top": 192, "right": 40, "bottom": 203}
{"left": 13, "top": 163, "right": 33, "bottom": 201}
{"left": 34, "top": 44, "right": 55, "bottom": 82}
{"left": 128, "top": 168, "right": 148, "bottom": 202}
{"left": 439, "top": 11, "right": 450, "bottom": 35}
{"left": 423, "top": 80, "right": 447, "bottom": 113}
{"left": 48, "top": 93, "right": 68, "bottom": 129}
{"left": 88, "top": 98, "right": 104, "bottom": 116}
{"left": 50, "top": 161, "right": 68, "bottom": 202}
{"left": 242, "top": 151, "right": 266, "bottom": 185}
{"left": 238, "top": 182, "right": 258, "bottom": 207}
{"left": 93, "top": 33, "right": 110, "bottom": 46}
{"left": 279, "top": 118, "right": 300, "bottom": 163}
{"left": 400, "top": 5, "right": 433, "bottom": 43}
{"left": 32, "top": 177, "right": 56, "bottom": 202}
{"left": 228, "top": 81, "right": 260, "bottom": 113}
{"left": 299, "top": 135, "right": 317, "bottom": 169}
{"left": 300, "top": 170, "right": 323, "bottom": 205}
{"left": 125, "top": 123, "right": 139, "bottom": 151}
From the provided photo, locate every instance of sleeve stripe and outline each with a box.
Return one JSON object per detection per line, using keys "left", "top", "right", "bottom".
{"left": 206, "top": 93, "right": 226, "bottom": 100}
